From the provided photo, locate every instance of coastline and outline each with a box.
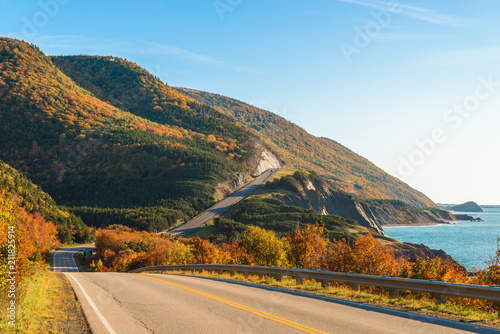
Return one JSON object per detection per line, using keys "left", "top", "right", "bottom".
{"left": 383, "top": 221, "right": 457, "bottom": 228}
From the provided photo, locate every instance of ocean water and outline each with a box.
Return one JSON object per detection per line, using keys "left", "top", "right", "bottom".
{"left": 384, "top": 208, "right": 500, "bottom": 270}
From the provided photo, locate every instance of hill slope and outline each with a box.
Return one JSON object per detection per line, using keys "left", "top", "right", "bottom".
{"left": 0, "top": 160, "right": 90, "bottom": 243}
{"left": 0, "top": 38, "right": 258, "bottom": 230}
{"left": 262, "top": 170, "right": 455, "bottom": 232}
{"left": 50, "top": 55, "right": 252, "bottom": 144}
{"left": 175, "top": 88, "right": 433, "bottom": 208}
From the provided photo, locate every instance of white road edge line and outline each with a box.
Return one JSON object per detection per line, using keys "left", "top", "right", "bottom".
{"left": 69, "top": 249, "right": 79, "bottom": 272}
{"left": 66, "top": 273, "right": 117, "bottom": 334}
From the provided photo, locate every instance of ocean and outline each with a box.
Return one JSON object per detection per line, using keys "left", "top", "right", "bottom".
{"left": 384, "top": 207, "right": 500, "bottom": 271}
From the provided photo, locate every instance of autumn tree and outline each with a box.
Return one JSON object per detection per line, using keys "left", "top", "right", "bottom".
{"left": 287, "top": 223, "right": 328, "bottom": 269}
{"left": 241, "top": 226, "right": 288, "bottom": 267}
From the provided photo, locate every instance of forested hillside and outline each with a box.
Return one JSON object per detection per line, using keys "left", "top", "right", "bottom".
{"left": 176, "top": 88, "right": 433, "bottom": 208}
{"left": 50, "top": 55, "right": 252, "bottom": 144}
{"left": 48, "top": 54, "right": 432, "bottom": 208}
{"left": 0, "top": 38, "right": 256, "bottom": 230}
{"left": 0, "top": 160, "right": 91, "bottom": 243}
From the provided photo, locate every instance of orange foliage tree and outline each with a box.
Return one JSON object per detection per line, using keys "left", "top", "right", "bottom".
{"left": 287, "top": 223, "right": 328, "bottom": 269}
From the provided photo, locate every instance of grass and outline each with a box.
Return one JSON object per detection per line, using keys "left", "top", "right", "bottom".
{"left": 0, "top": 265, "right": 91, "bottom": 333}
{"left": 149, "top": 269, "right": 500, "bottom": 329}
{"left": 181, "top": 220, "right": 216, "bottom": 238}
{"left": 269, "top": 168, "right": 297, "bottom": 181}
{"left": 57, "top": 243, "right": 93, "bottom": 249}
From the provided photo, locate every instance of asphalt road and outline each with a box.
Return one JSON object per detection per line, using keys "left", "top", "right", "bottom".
{"left": 168, "top": 169, "right": 277, "bottom": 235}
{"left": 64, "top": 273, "right": 499, "bottom": 334}
{"left": 52, "top": 244, "right": 94, "bottom": 272}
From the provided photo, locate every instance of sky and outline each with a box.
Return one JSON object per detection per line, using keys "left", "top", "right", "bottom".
{"left": 1, "top": 0, "right": 499, "bottom": 205}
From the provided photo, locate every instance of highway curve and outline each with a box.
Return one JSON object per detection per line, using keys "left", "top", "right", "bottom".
{"left": 64, "top": 272, "right": 499, "bottom": 334}
{"left": 168, "top": 168, "right": 277, "bottom": 235}
{"left": 52, "top": 244, "right": 94, "bottom": 272}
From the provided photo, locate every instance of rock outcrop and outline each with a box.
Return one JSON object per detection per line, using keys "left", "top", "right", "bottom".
{"left": 454, "top": 214, "right": 484, "bottom": 222}
{"left": 252, "top": 147, "right": 281, "bottom": 176}
{"left": 268, "top": 172, "right": 385, "bottom": 235}
{"left": 266, "top": 171, "right": 456, "bottom": 236}
{"left": 216, "top": 173, "right": 250, "bottom": 198}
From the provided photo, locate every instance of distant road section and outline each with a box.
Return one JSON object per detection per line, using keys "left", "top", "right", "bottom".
{"left": 168, "top": 169, "right": 277, "bottom": 235}
{"left": 52, "top": 245, "right": 94, "bottom": 272}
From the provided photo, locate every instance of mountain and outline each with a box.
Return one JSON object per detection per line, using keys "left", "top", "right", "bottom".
{"left": 0, "top": 160, "right": 90, "bottom": 243}
{"left": 175, "top": 88, "right": 434, "bottom": 208}
{"left": 0, "top": 37, "right": 261, "bottom": 231}
{"left": 0, "top": 37, "right": 438, "bottom": 238}
{"left": 49, "top": 53, "right": 434, "bottom": 209}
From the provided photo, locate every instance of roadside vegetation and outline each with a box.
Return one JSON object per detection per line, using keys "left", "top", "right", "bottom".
{"left": 0, "top": 157, "right": 93, "bottom": 332}
{"left": 85, "top": 222, "right": 500, "bottom": 325}
{"left": 0, "top": 266, "right": 90, "bottom": 333}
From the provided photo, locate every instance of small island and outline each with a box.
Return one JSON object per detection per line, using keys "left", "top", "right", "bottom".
{"left": 452, "top": 201, "right": 484, "bottom": 213}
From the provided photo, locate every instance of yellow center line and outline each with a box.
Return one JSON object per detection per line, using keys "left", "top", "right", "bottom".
{"left": 129, "top": 273, "right": 329, "bottom": 334}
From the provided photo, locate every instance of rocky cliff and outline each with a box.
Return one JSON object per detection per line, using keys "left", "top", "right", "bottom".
{"left": 252, "top": 147, "right": 282, "bottom": 176}
{"left": 265, "top": 171, "right": 456, "bottom": 235}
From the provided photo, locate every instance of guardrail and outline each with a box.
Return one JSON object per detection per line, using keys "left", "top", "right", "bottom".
{"left": 130, "top": 264, "right": 500, "bottom": 309}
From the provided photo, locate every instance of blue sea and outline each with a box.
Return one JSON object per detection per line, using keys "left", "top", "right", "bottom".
{"left": 384, "top": 208, "right": 500, "bottom": 271}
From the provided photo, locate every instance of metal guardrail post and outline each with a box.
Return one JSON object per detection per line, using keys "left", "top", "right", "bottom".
{"left": 294, "top": 276, "right": 303, "bottom": 285}
{"left": 430, "top": 293, "right": 447, "bottom": 305}
{"left": 386, "top": 288, "right": 399, "bottom": 299}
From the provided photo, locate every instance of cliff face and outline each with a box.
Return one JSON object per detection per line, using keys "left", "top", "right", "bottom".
{"left": 266, "top": 171, "right": 456, "bottom": 236}
{"left": 269, "top": 172, "right": 385, "bottom": 235}
{"left": 216, "top": 173, "right": 250, "bottom": 199}
{"left": 252, "top": 147, "right": 282, "bottom": 176}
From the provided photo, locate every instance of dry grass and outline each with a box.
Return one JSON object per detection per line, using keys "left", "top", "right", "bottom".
{"left": 0, "top": 266, "right": 90, "bottom": 333}
{"left": 269, "top": 168, "right": 298, "bottom": 181}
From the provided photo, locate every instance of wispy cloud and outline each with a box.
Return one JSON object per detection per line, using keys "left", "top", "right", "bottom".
{"left": 336, "top": 0, "right": 465, "bottom": 27}
{"left": 373, "top": 32, "right": 452, "bottom": 42}
{"left": 135, "top": 40, "right": 264, "bottom": 74}
{"left": 0, "top": 34, "right": 263, "bottom": 74}
{"left": 424, "top": 47, "right": 500, "bottom": 66}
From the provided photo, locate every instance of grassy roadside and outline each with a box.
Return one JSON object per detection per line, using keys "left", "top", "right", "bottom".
{"left": 0, "top": 266, "right": 91, "bottom": 333}
{"left": 149, "top": 269, "right": 500, "bottom": 329}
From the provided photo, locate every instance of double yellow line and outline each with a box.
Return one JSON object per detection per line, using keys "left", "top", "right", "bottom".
{"left": 130, "top": 274, "right": 329, "bottom": 334}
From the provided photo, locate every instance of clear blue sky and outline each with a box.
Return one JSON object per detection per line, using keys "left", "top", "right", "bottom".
{"left": 2, "top": 0, "right": 500, "bottom": 204}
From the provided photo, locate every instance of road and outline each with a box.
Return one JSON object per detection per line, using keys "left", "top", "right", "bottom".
{"left": 168, "top": 168, "right": 277, "bottom": 235}
{"left": 63, "top": 272, "right": 498, "bottom": 334}
{"left": 52, "top": 244, "right": 94, "bottom": 272}
{"left": 52, "top": 242, "right": 499, "bottom": 333}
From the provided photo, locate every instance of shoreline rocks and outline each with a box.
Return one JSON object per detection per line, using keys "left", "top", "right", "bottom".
{"left": 454, "top": 214, "right": 484, "bottom": 222}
